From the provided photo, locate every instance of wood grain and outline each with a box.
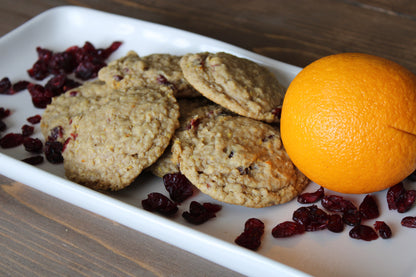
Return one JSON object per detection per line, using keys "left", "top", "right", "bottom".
{"left": 1, "top": 0, "right": 416, "bottom": 276}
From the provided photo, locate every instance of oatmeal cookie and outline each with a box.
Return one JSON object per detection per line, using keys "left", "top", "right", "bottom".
{"left": 172, "top": 107, "right": 309, "bottom": 208}
{"left": 98, "top": 51, "right": 199, "bottom": 98}
{"left": 179, "top": 52, "right": 286, "bottom": 123}
{"left": 62, "top": 86, "right": 180, "bottom": 191}
{"left": 150, "top": 97, "right": 214, "bottom": 177}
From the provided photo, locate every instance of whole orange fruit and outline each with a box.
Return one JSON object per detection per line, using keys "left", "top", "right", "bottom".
{"left": 280, "top": 53, "right": 416, "bottom": 194}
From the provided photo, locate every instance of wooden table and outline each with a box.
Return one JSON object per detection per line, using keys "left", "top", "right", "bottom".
{"left": 1, "top": 1, "right": 416, "bottom": 276}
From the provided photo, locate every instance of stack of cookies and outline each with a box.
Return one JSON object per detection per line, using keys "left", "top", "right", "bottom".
{"left": 41, "top": 50, "right": 309, "bottom": 208}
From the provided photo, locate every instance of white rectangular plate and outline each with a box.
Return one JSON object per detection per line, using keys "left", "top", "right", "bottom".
{"left": 1, "top": 6, "right": 415, "bottom": 277}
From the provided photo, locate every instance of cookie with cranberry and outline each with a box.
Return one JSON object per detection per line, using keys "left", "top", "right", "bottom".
{"left": 179, "top": 52, "right": 285, "bottom": 123}
{"left": 172, "top": 107, "right": 309, "bottom": 208}
{"left": 98, "top": 51, "right": 200, "bottom": 98}
{"left": 150, "top": 97, "right": 215, "bottom": 177}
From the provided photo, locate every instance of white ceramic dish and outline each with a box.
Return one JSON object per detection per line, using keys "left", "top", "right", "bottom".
{"left": 1, "top": 6, "right": 415, "bottom": 277}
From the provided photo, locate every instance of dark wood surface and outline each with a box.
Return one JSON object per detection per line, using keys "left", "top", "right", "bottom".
{"left": 1, "top": 0, "right": 416, "bottom": 276}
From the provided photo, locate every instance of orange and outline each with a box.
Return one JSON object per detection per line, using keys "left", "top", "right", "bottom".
{"left": 280, "top": 53, "right": 416, "bottom": 194}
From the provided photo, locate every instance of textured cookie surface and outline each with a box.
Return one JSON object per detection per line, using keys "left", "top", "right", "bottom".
{"left": 150, "top": 97, "right": 213, "bottom": 177}
{"left": 179, "top": 52, "right": 286, "bottom": 123}
{"left": 98, "top": 51, "right": 199, "bottom": 98}
{"left": 62, "top": 86, "right": 179, "bottom": 191}
{"left": 172, "top": 108, "right": 309, "bottom": 208}
{"left": 40, "top": 80, "right": 114, "bottom": 143}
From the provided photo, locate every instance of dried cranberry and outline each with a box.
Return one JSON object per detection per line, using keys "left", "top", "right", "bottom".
{"left": 342, "top": 209, "right": 361, "bottom": 226}
{"left": 0, "top": 133, "right": 24, "bottom": 148}
{"left": 75, "top": 60, "right": 106, "bottom": 80}
{"left": 21, "top": 125, "right": 34, "bottom": 137}
{"left": 349, "top": 225, "right": 378, "bottom": 241}
{"left": 321, "top": 195, "right": 357, "bottom": 213}
{"left": 142, "top": 192, "right": 178, "bottom": 216}
{"left": 293, "top": 205, "right": 328, "bottom": 231}
{"left": 163, "top": 172, "right": 194, "bottom": 203}
{"left": 387, "top": 182, "right": 416, "bottom": 213}
{"left": 374, "top": 221, "right": 392, "bottom": 239}
{"left": 12, "top": 80, "right": 30, "bottom": 93}
{"left": 21, "top": 155, "right": 44, "bottom": 165}
{"left": 297, "top": 186, "right": 325, "bottom": 204}
{"left": 0, "top": 107, "right": 10, "bottom": 119}
{"left": 235, "top": 218, "right": 264, "bottom": 250}
{"left": 202, "top": 202, "right": 222, "bottom": 214}
{"left": 157, "top": 74, "right": 170, "bottom": 85}
{"left": 96, "top": 41, "right": 122, "bottom": 60}
{"left": 359, "top": 195, "right": 379, "bottom": 220}
{"left": 327, "top": 214, "right": 344, "bottom": 233}
{"left": 397, "top": 190, "right": 416, "bottom": 213}
{"left": 27, "top": 83, "right": 53, "bottom": 108}
{"left": 23, "top": 137, "right": 43, "bottom": 153}
{"left": 0, "top": 120, "right": 6, "bottom": 132}
{"left": 271, "top": 107, "right": 282, "bottom": 118}
{"left": 387, "top": 182, "right": 406, "bottom": 210}
{"left": 187, "top": 117, "right": 200, "bottom": 130}
{"left": 0, "top": 77, "right": 12, "bottom": 94}
{"left": 48, "top": 126, "right": 64, "bottom": 141}
{"left": 27, "top": 115, "right": 42, "bottom": 124}
{"left": 272, "top": 221, "right": 305, "bottom": 238}
{"left": 44, "top": 140, "right": 63, "bottom": 163}
{"left": 182, "top": 201, "right": 220, "bottom": 225}
{"left": 27, "top": 47, "right": 53, "bottom": 80}
{"left": 45, "top": 74, "right": 80, "bottom": 96}
{"left": 48, "top": 52, "right": 77, "bottom": 75}
{"left": 401, "top": 216, "right": 416, "bottom": 228}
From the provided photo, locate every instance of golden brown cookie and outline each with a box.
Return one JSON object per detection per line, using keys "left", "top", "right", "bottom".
{"left": 172, "top": 106, "right": 309, "bottom": 208}
{"left": 179, "top": 52, "right": 286, "bottom": 123}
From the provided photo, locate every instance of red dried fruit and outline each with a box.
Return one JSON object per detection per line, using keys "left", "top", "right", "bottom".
{"left": 397, "top": 190, "right": 416, "bottom": 213}
{"left": 44, "top": 140, "right": 64, "bottom": 163}
{"left": 48, "top": 52, "right": 77, "bottom": 75}
{"left": 187, "top": 117, "right": 200, "bottom": 130}
{"left": 97, "top": 41, "right": 122, "bottom": 60}
{"left": 327, "top": 214, "right": 344, "bottom": 233}
{"left": 0, "top": 133, "right": 24, "bottom": 148}
{"left": 374, "top": 221, "right": 392, "bottom": 239}
{"left": 21, "top": 155, "right": 44, "bottom": 165}
{"left": 12, "top": 80, "right": 30, "bottom": 93}
{"left": 21, "top": 124, "right": 34, "bottom": 137}
{"left": 202, "top": 202, "right": 222, "bottom": 214}
{"left": 349, "top": 225, "right": 378, "bottom": 241}
{"left": 0, "top": 77, "right": 12, "bottom": 94}
{"left": 163, "top": 172, "right": 194, "bottom": 203}
{"left": 387, "top": 182, "right": 416, "bottom": 213}
{"left": 387, "top": 182, "right": 405, "bottom": 210}
{"left": 297, "top": 186, "right": 325, "bottom": 204}
{"left": 48, "top": 126, "right": 64, "bottom": 141}
{"left": 27, "top": 47, "right": 53, "bottom": 80}
{"left": 342, "top": 209, "right": 361, "bottom": 226}
{"left": 235, "top": 218, "right": 264, "bottom": 250}
{"left": 359, "top": 194, "right": 379, "bottom": 220}
{"left": 271, "top": 221, "right": 305, "bottom": 238}
{"left": 401, "top": 216, "right": 416, "bottom": 228}
{"left": 23, "top": 137, "right": 43, "bottom": 153}
{"left": 27, "top": 115, "right": 42, "bottom": 124}
{"left": 75, "top": 60, "right": 106, "bottom": 80}
{"left": 321, "top": 195, "right": 357, "bottom": 213}
{"left": 45, "top": 74, "right": 80, "bottom": 96}
{"left": 142, "top": 192, "right": 178, "bottom": 216}
{"left": 27, "top": 83, "right": 53, "bottom": 108}
{"left": 293, "top": 205, "right": 328, "bottom": 231}
{"left": 0, "top": 120, "right": 6, "bottom": 132}
{"left": 0, "top": 107, "right": 10, "bottom": 119}
{"left": 182, "top": 201, "right": 220, "bottom": 225}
